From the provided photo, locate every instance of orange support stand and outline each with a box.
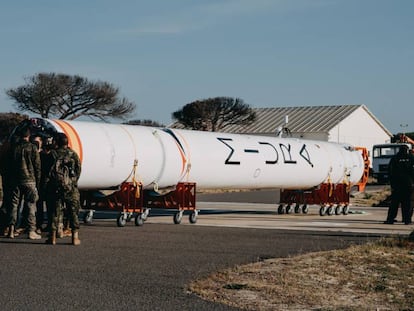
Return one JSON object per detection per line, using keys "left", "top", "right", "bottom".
{"left": 81, "top": 182, "right": 144, "bottom": 213}
{"left": 280, "top": 183, "right": 350, "bottom": 205}
{"left": 144, "top": 182, "right": 198, "bottom": 225}
{"left": 107, "top": 182, "right": 144, "bottom": 214}
{"left": 355, "top": 146, "right": 370, "bottom": 192}
{"left": 143, "top": 182, "right": 196, "bottom": 210}
{"left": 80, "top": 182, "right": 198, "bottom": 226}
{"left": 279, "top": 182, "right": 352, "bottom": 216}
{"left": 80, "top": 182, "right": 147, "bottom": 227}
{"left": 279, "top": 147, "right": 370, "bottom": 216}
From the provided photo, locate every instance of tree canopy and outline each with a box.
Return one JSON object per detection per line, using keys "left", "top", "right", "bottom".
{"left": 6, "top": 73, "right": 136, "bottom": 121}
{"left": 172, "top": 97, "right": 256, "bottom": 131}
{"left": 0, "top": 112, "right": 28, "bottom": 143}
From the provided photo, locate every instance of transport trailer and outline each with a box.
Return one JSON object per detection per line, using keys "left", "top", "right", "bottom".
{"left": 279, "top": 183, "right": 354, "bottom": 216}
{"left": 278, "top": 147, "right": 370, "bottom": 216}
{"left": 80, "top": 181, "right": 197, "bottom": 226}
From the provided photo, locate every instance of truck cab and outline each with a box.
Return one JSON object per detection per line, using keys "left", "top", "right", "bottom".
{"left": 372, "top": 143, "right": 412, "bottom": 184}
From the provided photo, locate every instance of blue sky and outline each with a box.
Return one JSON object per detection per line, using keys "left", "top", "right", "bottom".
{"left": 0, "top": 0, "right": 413, "bottom": 133}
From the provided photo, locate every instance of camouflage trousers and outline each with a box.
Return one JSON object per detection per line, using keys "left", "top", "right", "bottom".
{"left": 8, "top": 183, "right": 39, "bottom": 232}
{"left": 49, "top": 188, "right": 81, "bottom": 233}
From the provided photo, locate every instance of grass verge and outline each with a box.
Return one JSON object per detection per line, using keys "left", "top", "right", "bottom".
{"left": 189, "top": 233, "right": 414, "bottom": 310}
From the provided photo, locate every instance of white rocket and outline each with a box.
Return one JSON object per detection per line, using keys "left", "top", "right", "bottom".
{"left": 33, "top": 118, "right": 365, "bottom": 192}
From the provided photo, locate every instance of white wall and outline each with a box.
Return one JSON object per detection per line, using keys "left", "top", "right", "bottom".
{"left": 292, "top": 132, "right": 329, "bottom": 141}
{"left": 328, "top": 106, "right": 392, "bottom": 166}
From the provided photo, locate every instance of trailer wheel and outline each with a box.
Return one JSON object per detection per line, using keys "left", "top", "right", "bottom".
{"left": 319, "top": 206, "right": 326, "bottom": 216}
{"left": 285, "top": 205, "right": 292, "bottom": 214}
{"left": 117, "top": 213, "right": 127, "bottom": 227}
{"left": 83, "top": 210, "right": 94, "bottom": 224}
{"left": 302, "top": 204, "right": 308, "bottom": 214}
{"left": 294, "top": 204, "right": 301, "bottom": 213}
{"left": 277, "top": 204, "right": 285, "bottom": 214}
{"left": 327, "top": 205, "right": 333, "bottom": 216}
{"left": 189, "top": 211, "right": 198, "bottom": 224}
{"left": 335, "top": 205, "right": 342, "bottom": 215}
{"left": 126, "top": 213, "right": 133, "bottom": 222}
{"left": 141, "top": 208, "right": 150, "bottom": 221}
{"left": 173, "top": 211, "right": 183, "bottom": 224}
{"left": 135, "top": 213, "right": 144, "bottom": 226}
{"left": 342, "top": 205, "right": 350, "bottom": 215}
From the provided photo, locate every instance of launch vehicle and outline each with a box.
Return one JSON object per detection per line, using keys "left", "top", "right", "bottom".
{"left": 19, "top": 118, "right": 369, "bottom": 226}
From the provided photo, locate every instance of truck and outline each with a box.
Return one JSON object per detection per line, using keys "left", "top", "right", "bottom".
{"left": 372, "top": 143, "right": 409, "bottom": 183}
{"left": 372, "top": 134, "right": 414, "bottom": 184}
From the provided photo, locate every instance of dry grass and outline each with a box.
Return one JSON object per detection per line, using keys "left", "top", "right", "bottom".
{"left": 350, "top": 186, "right": 391, "bottom": 207}
{"left": 189, "top": 235, "right": 414, "bottom": 310}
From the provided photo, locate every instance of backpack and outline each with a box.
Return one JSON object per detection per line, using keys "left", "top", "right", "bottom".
{"left": 50, "top": 153, "right": 74, "bottom": 192}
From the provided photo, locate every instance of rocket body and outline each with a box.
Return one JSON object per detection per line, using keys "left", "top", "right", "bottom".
{"left": 39, "top": 119, "right": 364, "bottom": 191}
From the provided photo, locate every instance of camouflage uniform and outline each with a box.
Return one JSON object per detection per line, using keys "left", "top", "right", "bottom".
{"left": 47, "top": 147, "right": 82, "bottom": 234}
{"left": 8, "top": 137, "right": 41, "bottom": 234}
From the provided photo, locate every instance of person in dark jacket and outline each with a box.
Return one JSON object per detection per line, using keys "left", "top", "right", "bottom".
{"left": 384, "top": 145, "right": 414, "bottom": 225}
{"left": 0, "top": 137, "right": 17, "bottom": 235}
{"left": 7, "top": 127, "right": 41, "bottom": 239}
{"left": 34, "top": 136, "right": 55, "bottom": 233}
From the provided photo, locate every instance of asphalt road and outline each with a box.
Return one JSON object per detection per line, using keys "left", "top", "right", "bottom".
{"left": 0, "top": 222, "right": 381, "bottom": 311}
{"left": 0, "top": 186, "right": 399, "bottom": 310}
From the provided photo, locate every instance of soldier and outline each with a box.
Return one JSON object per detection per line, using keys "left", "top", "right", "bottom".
{"left": 384, "top": 145, "right": 414, "bottom": 225}
{"left": 7, "top": 127, "right": 41, "bottom": 239}
{"left": 46, "top": 133, "right": 82, "bottom": 245}
{"left": 36, "top": 136, "right": 54, "bottom": 233}
{"left": 0, "top": 137, "right": 15, "bottom": 235}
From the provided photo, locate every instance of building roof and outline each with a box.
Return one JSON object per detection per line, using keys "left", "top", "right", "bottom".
{"left": 220, "top": 104, "right": 391, "bottom": 136}
{"left": 170, "top": 104, "right": 392, "bottom": 137}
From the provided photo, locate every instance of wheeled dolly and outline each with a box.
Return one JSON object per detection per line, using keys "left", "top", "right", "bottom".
{"left": 279, "top": 183, "right": 352, "bottom": 216}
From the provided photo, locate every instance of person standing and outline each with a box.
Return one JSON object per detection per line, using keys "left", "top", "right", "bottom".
{"left": 7, "top": 127, "right": 41, "bottom": 239}
{"left": 36, "top": 137, "right": 54, "bottom": 233}
{"left": 384, "top": 145, "right": 414, "bottom": 225}
{"left": 46, "top": 133, "right": 82, "bottom": 245}
{"left": 0, "top": 135, "right": 17, "bottom": 235}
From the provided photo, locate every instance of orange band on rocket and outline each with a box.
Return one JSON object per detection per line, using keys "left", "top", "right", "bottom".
{"left": 54, "top": 120, "right": 83, "bottom": 163}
